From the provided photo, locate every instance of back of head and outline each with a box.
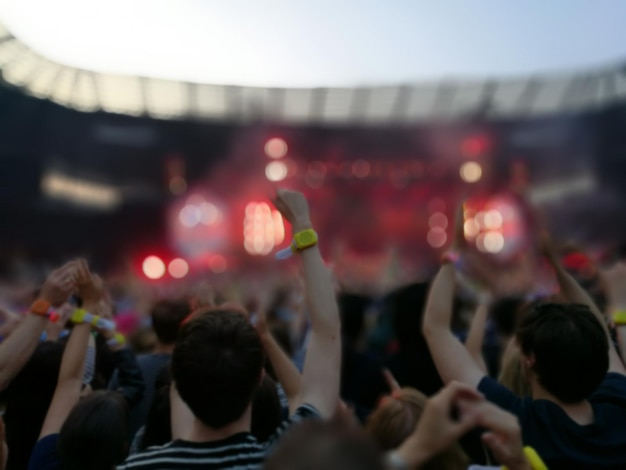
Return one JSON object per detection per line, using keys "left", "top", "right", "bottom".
{"left": 251, "top": 375, "right": 283, "bottom": 442}
{"left": 264, "top": 420, "right": 384, "bottom": 470}
{"left": 366, "top": 388, "right": 468, "bottom": 470}
{"left": 151, "top": 299, "right": 192, "bottom": 345}
{"left": 58, "top": 391, "right": 129, "bottom": 470}
{"left": 516, "top": 303, "right": 609, "bottom": 403}
{"left": 172, "top": 309, "right": 265, "bottom": 428}
{"left": 4, "top": 341, "right": 64, "bottom": 470}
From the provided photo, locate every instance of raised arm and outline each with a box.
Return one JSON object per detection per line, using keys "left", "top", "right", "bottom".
{"left": 39, "top": 260, "right": 103, "bottom": 439}
{"left": 422, "top": 203, "right": 486, "bottom": 388}
{"left": 255, "top": 308, "right": 302, "bottom": 413}
{"left": 0, "top": 262, "right": 76, "bottom": 390}
{"left": 465, "top": 301, "right": 489, "bottom": 374}
{"left": 273, "top": 190, "right": 341, "bottom": 418}
{"left": 542, "top": 235, "right": 626, "bottom": 374}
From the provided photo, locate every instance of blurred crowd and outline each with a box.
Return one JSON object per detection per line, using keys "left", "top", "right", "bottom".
{"left": 0, "top": 189, "right": 625, "bottom": 470}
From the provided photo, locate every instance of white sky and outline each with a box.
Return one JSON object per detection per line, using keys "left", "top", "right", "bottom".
{"left": 0, "top": 0, "right": 624, "bottom": 87}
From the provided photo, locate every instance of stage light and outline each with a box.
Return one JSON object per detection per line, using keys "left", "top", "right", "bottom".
{"left": 142, "top": 256, "right": 166, "bottom": 280}
{"left": 462, "top": 135, "right": 490, "bottom": 157}
{"left": 169, "top": 176, "right": 187, "bottom": 195}
{"left": 483, "top": 210, "right": 503, "bottom": 229}
{"left": 429, "top": 212, "right": 448, "bottom": 230}
{"left": 208, "top": 255, "right": 228, "bottom": 273}
{"left": 427, "top": 227, "right": 447, "bottom": 248}
{"left": 199, "top": 202, "right": 221, "bottom": 225}
{"left": 477, "top": 232, "right": 504, "bottom": 253}
{"left": 244, "top": 202, "right": 285, "bottom": 255}
{"left": 464, "top": 218, "right": 480, "bottom": 239}
{"left": 264, "top": 138, "right": 288, "bottom": 159}
{"left": 265, "top": 161, "right": 288, "bottom": 182}
{"left": 168, "top": 258, "right": 189, "bottom": 279}
{"left": 460, "top": 162, "right": 482, "bottom": 183}
{"left": 428, "top": 198, "right": 446, "bottom": 214}
{"left": 179, "top": 204, "right": 202, "bottom": 228}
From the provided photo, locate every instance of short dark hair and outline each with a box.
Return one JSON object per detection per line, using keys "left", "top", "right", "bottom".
{"left": 516, "top": 303, "right": 609, "bottom": 403}
{"left": 172, "top": 309, "right": 265, "bottom": 428}
{"left": 151, "top": 300, "right": 192, "bottom": 345}
{"left": 265, "top": 421, "right": 385, "bottom": 470}
{"left": 58, "top": 391, "right": 129, "bottom": 470}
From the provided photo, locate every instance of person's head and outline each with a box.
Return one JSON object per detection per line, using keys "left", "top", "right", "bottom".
{"left": 58, "top": 391, "right": 129, "bottom": 470}
{"left": 366, "top": 388, "right": 469, "bottom": 470}
{"left": 516, "top": 302, "right": 609, "bottom": 403}
{"left": 498, "top": 341, "right": 531, "bottom": 397}
{"left": 251, "top": 375, "right": 283, "bottom": 442}
{"left": 4, "top": 341, "right": 64, "bottom": 470}
{"left": 172, "top": 308, "right": 265, "bottom": 429}
{"left": 151, "top": 299, "right": 192, "bottom": 346}
{"left": 265, "top": 420, "right": 385, "bottom": 470}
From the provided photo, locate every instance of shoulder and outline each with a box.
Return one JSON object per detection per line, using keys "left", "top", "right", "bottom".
{"left": 478, "top": 377, "right": 527, "bottom": 414}
{"left": 590, "top": 372, "right": 626, "bottom": 405}
{"left": 264, "top": 404, "right": 321, "bottom": 448}
{"left": 28, "top": 434, "right": 62, "bottom": 470}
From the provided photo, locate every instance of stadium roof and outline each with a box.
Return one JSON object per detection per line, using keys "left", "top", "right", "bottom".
{"left": 1, "top": 20, "right": 626, "bottom": 123}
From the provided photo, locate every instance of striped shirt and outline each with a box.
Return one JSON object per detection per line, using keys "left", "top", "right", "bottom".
{"left": 117, "top": 404, "right": 319, "bottom": 470}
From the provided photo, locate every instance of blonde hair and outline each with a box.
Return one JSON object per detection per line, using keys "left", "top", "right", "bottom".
{"left": 366, "top": 388, "right": 469, "bottom": 470}
{"left": 498, "top": 341, "right": 531, "bottom": 397}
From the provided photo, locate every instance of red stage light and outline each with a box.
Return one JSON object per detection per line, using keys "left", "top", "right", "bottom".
{"left": 462, "top": 135, "right": 491, "bottom": 158}
{"left": 142, "top": 256, "right": 166, "bottom": 280}
{"left": 264, "top": 138, "right": 288, "bottom": 159}
{"left": 168, "top": 258, "right": 189, "bottom": 279}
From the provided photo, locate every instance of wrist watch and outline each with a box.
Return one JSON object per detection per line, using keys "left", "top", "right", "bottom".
{"left": 292, "top": 229, "right": 318, "bottom": 252}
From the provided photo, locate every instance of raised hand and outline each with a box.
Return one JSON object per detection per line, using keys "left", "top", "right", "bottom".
{"left": 272, "top": 189, "right": 312, "bottom": 232}
{"left": 75, "top": 260, "right": 104, "bottom": 308}
{"left": 40, "top": 261, "right": 78, "bottom": 307}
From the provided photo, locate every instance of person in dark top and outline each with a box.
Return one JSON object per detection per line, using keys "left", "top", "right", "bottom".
{"left": 29, "top": 261, "right": 145, "bottom": 470}
{"left": 384, "top": 283, "right": 443, "bottom": 398}
{"left": 117, "top": 189, "right": 341, "bottom": 470}
{"left": 338, "top": 292, "right": 388, "bottom": 421}
{"left": 109, "top": 299, "right": 190, "bottom": 439}
{"left": 422, "top": 210, "right": 626, "bottom": 469}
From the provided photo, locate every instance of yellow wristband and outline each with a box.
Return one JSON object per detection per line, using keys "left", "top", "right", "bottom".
{"left": 502, "top": 447, "right": 547, "bottom": 470}
{"left": 71, "top": 309, "right": 88, "bottom": 323}
{"left": 613, "top": 311, "right": 626, "bottom": 326}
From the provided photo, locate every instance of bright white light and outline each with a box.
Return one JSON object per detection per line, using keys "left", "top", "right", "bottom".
{"left": 429, "top": 212, "right": 448, "bottom": 229}
{"left": 244, "top": 202, "right": 285, "bottom": 255}
{"left": 483, "top": 210, "right": 503, "bottom": 229}
{"left": 41, "top": 172, "right": 122, "bottom": 209}
{"left": 199, "top": 202, "right": 221, "bottom": 225}
{"left": 464, "top": 218, "right": 480, "bottom": 238}
{"left": 265, "top": 161, "right": 288, "bottom": 182}
{"left": 460, "top": 162, "right": 482, "bottom": 183}
{"left": 264, "top": 138, "right": 288, "bottom": 159}
{"left": 168, "top": 258, "right": 189, "bottom": 279}
{"left": 477, "top": 232, "right": 505, "bottom": 253}
{"left": 142, "top": 256, "right": 166, "bottom": 280}
{"left": 179, "top": 205, "right": 202, "bottom": 228}
{"left": 427, "top": 228, "right": 447, "bottom": 248}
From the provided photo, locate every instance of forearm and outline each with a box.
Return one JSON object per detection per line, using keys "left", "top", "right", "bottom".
{"left": 423, "top": 263, "right": 456, "bottom": 334}
{"left": 466, "top": 303, "right": 489, "bottom": 373}
{"left": 261, "top": 333, "right": 302, "bottom": 409}
{"left": 299, "top": 245, "right": 341, "bottom": 335}
{"left": 0, "top": 314, "right": 48, "bottom": 389}
{"left": 58, "top": 323, "right": 92, "bottom": 382}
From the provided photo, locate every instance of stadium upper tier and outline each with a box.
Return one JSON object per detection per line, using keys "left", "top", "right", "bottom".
{"left": 1, "top": 21, "right": 625, "bottom": 123}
